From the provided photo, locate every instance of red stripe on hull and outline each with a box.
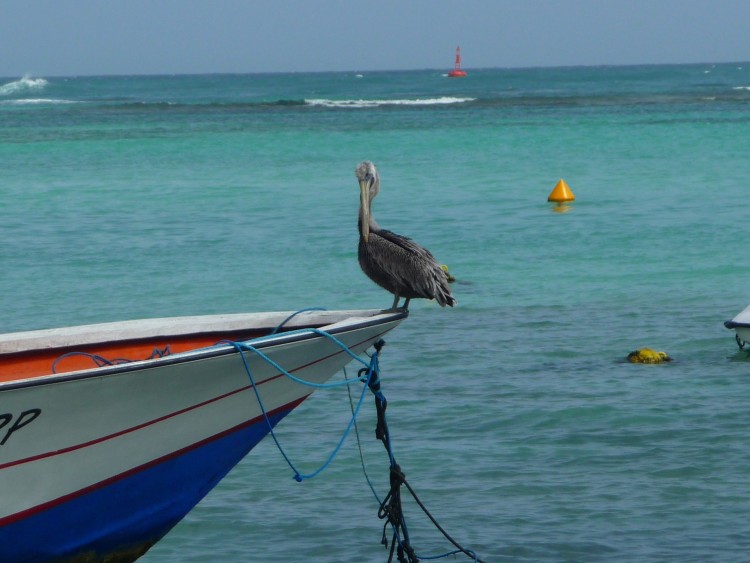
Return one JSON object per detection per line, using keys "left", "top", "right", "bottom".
{"left": 0, "top": 395, "right": 306, "bottom": 527}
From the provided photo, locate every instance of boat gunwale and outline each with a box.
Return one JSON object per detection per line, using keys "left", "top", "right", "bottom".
{"left": 0, "top": 309, "right": 395, "bottom": 354}
{"left": 0, "top": 309, "right": 407, "bottom": 391}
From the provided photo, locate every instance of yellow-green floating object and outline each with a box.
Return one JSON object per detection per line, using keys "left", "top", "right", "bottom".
{"left": 627, "top": 348, "right": 672, "bottom": 364}
{"left": 441, "top": 264, "right": 456, "bottom": 283}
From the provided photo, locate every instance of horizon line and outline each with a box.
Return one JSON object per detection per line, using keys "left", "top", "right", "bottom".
{"left": 2, "top": 60, "right": 748, "bottom": 81}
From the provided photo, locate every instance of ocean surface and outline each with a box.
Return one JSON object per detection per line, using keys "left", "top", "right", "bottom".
{"left": 3, "top": 64, "right": 750, "bottom": 562}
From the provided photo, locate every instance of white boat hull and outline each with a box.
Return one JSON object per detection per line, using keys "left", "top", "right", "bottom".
{"left": 0, "top": 309, "right": 406, "bottom": 561}
{"left": 724, "top": 303, "right": 750, "bottom": 348}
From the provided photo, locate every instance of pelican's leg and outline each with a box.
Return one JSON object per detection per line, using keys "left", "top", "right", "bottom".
{"left": 402, "top": 298, "right": 411, "bottom": 310}
{"left": 391, "top": 294, "right": 400, "bottom": 310}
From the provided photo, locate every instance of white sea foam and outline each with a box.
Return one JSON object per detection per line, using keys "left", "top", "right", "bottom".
{"left": 732, "top": 86, "right": 750, "bottom": 91}
{"left": 0, "top": 98, "right": 76, "bottom": 105}
{"left": 305, "top": 96, "right": 475, "bottom": 108}
{"left": 0, "top": 76, "right": 49, "bottom": 96}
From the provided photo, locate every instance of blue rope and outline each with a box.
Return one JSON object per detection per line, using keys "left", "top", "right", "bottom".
{"left": 231, "top": 312, "right": 484, "bottom": 562}
{"left": 51, "top": 346, "right": 171, "bottom": 374}
{"left": 268, "top": 307, "right": 327, "bottom": 335}
{"left": 417, "top": 549, "right": 479, "bottom": 561}
{"left": 346, "top": 365, "right": 383, "bottom": 502}
{"left": 233, "top": 328, "right": 373, "bottom": 388}
{"left": 351, "top": 348, "right": 485, "bottom": 563}
{"left": 230, "top": 331, "right": 380, "bottom": 482}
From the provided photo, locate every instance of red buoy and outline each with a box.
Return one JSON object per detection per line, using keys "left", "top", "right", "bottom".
{"left": 448, "top": 46, "right": 467, "bottom": 78}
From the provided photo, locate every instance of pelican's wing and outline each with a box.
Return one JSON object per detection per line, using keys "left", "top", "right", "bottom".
{"left": 367, "top": 229, "right": 455, "bottom": 305}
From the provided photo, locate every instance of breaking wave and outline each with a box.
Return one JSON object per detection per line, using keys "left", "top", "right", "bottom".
{"left": 305, "top": 96, "right": 476, "bottom": 108}
{"left": 0, "top": 98, "right": 77, "bottom": 106}
{"left": 0, "top": 76, "right": 48, "bottom": 96}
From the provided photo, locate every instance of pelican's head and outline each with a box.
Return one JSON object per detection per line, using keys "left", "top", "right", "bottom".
{"left": 355, "top": 161, "right": 379, "bottom": 242}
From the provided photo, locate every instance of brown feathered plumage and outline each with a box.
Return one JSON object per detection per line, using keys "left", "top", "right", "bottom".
{"left": 355, "top": 161, "right": 455, "bottom": 310}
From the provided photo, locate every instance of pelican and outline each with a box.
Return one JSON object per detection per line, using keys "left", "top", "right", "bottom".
{"left": 355, "top": 161, "right": 455, "bottom": 310}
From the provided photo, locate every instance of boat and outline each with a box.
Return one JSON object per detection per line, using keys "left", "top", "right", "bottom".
{"left": 724, "top": 304, "right": 750, "bottom": 348}
{"left": 447, "top": 46, "right": 467, "bottom": 78}
{"left": 0, "top": 308, "right": 406, "bottom": 562}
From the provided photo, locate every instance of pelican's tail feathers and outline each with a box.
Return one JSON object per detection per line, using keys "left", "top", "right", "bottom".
{"left": 435, "top": 285, "right": 456, "bottom": 307}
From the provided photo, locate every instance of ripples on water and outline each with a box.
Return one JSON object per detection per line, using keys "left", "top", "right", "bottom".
{"left": 3, "top": 65, "right": 750, "bottom": 561}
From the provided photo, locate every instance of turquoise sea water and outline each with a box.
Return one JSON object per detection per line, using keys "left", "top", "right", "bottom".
{"left": 3, "top": 64, "right": 750, "bottom": 561}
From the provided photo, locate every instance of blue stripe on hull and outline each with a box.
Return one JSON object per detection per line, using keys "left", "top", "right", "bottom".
{"left": 1, "top": 407, "right": 293, "bottom": 563}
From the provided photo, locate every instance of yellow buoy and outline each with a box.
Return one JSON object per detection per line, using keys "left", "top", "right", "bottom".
{"left": 627, "top": 348, "right": 672, "bottom": 364}
{"left": 547, "top": 179, "right": 575, "bottom": 203}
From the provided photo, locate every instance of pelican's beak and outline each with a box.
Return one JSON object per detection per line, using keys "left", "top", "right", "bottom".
{"left": 359, "top": 178, "right": 370, "bottom": 242}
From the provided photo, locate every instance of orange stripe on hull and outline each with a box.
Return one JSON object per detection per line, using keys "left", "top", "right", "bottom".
{"left": 0, "top": 331, "right": 266, "bottom": 383}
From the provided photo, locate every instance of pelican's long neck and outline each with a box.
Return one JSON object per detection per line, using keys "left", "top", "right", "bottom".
{"left": 356, "top": 162, "right": 382, "bottom": 242}
{"left": 358, "top": 180, "right": 379, "bottom": 241}
{"left": 359, "top": 199, "right": 378, "bottom": 230}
